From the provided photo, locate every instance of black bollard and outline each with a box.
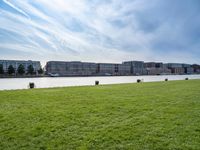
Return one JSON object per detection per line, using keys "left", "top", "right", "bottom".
{"left": 165, "top": 78, "right": 168, "bottom": 81}
{"left": 29, "top": 82, "right": 35, "bottom": 89}
{"left": 137, "top": 79, "right": 141, "bottom": 83}
{"left": 95, "top": 81, "right": 99, "bottom": 85}
{"left": 185, "top": 78, "right": 189, "bottom": 80}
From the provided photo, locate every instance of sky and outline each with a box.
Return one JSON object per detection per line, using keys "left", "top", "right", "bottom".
{"left": 0, "top": 0, "right": 200, "bottom": 66}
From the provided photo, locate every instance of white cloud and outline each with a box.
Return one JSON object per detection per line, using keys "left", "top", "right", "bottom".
{"left": 0, "top": 0, "right": 199, "bottom": 65}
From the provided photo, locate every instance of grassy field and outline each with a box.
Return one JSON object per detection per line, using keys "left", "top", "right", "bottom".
{"left": 0, "top": 80, "right": 200, "bottom": 150}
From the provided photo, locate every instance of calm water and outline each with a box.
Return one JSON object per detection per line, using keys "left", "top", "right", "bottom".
{"left": 0, "top": 75, "right": 200, "bottom": 90}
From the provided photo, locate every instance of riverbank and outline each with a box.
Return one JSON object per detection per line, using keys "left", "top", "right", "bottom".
{"left": 1, "top": 73, "right": 200, "bottom": 78}
{"left": 0, "top": 80, "right": 200, "bottom": 149}
{"left": 1, "top": 74, "right": 200, "bottom": 90}
{"left": 0, "top": 75, "right": 46, "bottom": 78}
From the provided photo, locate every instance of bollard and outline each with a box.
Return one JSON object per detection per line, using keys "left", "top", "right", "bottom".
{"left": 137, "top": 79, "right": 141, "bottom": 83}
{"left": 29, "top": 82, "right": 35, "bottom": 89}
{"left": 185, "top": 78, "right": 189, "bottom": 80}
{"left": 95, "top": 81, "right": 99, "bottom": 85}
{"left": 165, "top": 78, "right": 168, "bottom": 81}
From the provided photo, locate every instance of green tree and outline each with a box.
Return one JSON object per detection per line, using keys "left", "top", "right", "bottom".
{"left": 0, "top": 64, "right": 4, "bottom": 74}
{"left": 38, "top": 67, "right": 43, "bottom": 74}
{"left": 17, "top": 64, "right": 25, "bottom": 75}
{"left": 27, "top": 65, "right": 34, "bottom": 75}
{"left": 8, "top": 65, "right": 15, "bottom": 75}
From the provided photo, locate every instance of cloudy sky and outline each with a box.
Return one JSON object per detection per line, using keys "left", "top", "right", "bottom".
{"left": 0, "top": 0, "right": 200, "bottom": 66}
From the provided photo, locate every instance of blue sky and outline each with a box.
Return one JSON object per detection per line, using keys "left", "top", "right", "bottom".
{"left": 0, "top": 0, "right": 200, "bottom": 65}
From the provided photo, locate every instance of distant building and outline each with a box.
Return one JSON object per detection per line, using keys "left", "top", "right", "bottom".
{"left": 96, "top": 63, "right": 131, "bottom": 76}
{"left": 184, "top": 67, "right": 194, "bottom": 74}
{"left": 166, "top": 63, "right": 185, "bottom": 74}
{"left": 118, "top": 64, "right": 131, "bottom": 75}
{"left": 144, "top": 62, "right": 171, "bottom": 75}
{"left": 0, "top": 60, "right": 41, "bottom": 74}
{"left": 144, "top": 62, "right": 164, "bottom": 68}
{"left": 123, "top": 61, "right": 146, "bottom": 75}
{"left": 167, "top": 63, "right": 183, "bottom": 68}
{"left": 181, "top": 64, "right": 194, "bottom": 74}
{"left": 192, "top": 64, "right": 200, "bottom": 73}
{"left": 170, "top": 68, "right": 185, "bottom": 74}
{"left": 146, "top": 68, "right": 171, "bottom": 75}
{"left": 96, "top": 63, "right": 115, "bottom": 75}
{"left": 46, "top": 61, "right": 97, "bottom": 76}
{"left": 1, "top": 59, "right": 199, "bottom": 77}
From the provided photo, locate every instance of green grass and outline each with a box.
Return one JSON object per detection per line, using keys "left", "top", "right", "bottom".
{"left": 0, "top": 80, "right": 200, "bottom": 150}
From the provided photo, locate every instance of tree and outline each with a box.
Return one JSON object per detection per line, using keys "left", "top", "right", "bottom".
{"left": 8, "top": 65, "right": 15, "bottom": 75}
{"left": 0, "top": 64, "right": 4, "bottom": 74}
{"left": 38, "top": 67, "right": 44, "bottom": 74}
{"left": 17, "top": 64, "right": 25, "bottom": 75}
{"left": 27, "top": 64, "right": 34, "bottom": 75}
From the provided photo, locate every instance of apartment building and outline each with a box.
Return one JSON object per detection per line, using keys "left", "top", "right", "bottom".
{"left": 46, "top": 61, "right": 97, "bottom": 76}
{"left": 0, "top": 60, "right": 41, "bottom": 74}
{"left": 96, "top": 63, "right": 131, "bottom": 76}
{"left": 144, "top": 62, "right": 171, "bottom": 75}
{"left": 45, "top": 61, "right": 200, "bottom": 77}
{"left": 123, "top": 61, "right": 146, "bottom": 75}
{"left": 192, "top": 64, "right": 200, "bottom": 73}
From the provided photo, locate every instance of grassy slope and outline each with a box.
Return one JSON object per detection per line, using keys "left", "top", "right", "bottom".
{"left": 0, "top": 80, "right": 200, "bottom": 150}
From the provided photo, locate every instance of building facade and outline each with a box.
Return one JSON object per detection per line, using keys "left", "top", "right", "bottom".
{"left": 96, "top": 63, "right": 131, "bottom": 76}
{"left": 144, "top": 62, "right": 171, "bottom": 75}
{"left": 144, "top": 62, "right": 164, "bottom": 68}
{"left": 166, "top": 63, "right": 185, "bottom": 74}
{"left": 0, "top": 60, "right": 41, "bottom": 74}
{"left": 192, "top": 64, "right": 200, "bottom": 73}
{"left": 146, "top": 68, "right": 171, "bottom": 75}
{"left": 96, "top": 63, "right": 115, "bottom": 75}
{"left": 44, "top": 61, "right": 200, "bottom": 77}
{"left": 123, "top": 61, "right": 146, "bottom": 75}
{"left": 46, "top": 61, "right": 97, "bottom": 76}
{"left": 1, "top": 60, "right": 199, "bottom": 77}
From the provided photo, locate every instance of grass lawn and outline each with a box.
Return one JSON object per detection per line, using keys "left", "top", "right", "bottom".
{"left": 0, "top": 80, "right": 200, "bottom": 150}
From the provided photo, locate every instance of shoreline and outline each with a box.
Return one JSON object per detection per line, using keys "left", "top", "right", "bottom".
{"left": 0, "top": 77, "right": 200, "bottom": 91}
{"left": 0, "top": 73, "right": 200, "bottom": 79}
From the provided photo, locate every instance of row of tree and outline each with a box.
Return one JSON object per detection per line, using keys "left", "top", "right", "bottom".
{"left": 0, "top": 64, "right": 43, "bottom": 75}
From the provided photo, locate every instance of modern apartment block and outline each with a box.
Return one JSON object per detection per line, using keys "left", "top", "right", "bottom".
{"left": 123, "top": 61, "right": 146, "bottom": 75}
{"left": 144, "top": 62, "right": 164, "bottom": 68}
{"left": 0, "top": 60, "right": 41, "bottom": 74}
{"left": 118, "top": 64, "right": 131, "bottom": 75}
{"left": 46, "top": 60, "right": 200, "bottom": 76}
{"left": 181, "top": 64, "right": 194, "bottom": 74}
{"left": 144, "top": 62, "right": 171, "bottom": 75}
{"left": 46, "top": 61, "right": 97, "bottom": 76}
{"left": 166, "top": 63, "right": 184, "bottom": 74}
{"left": 46, "top": 61, "right": 131, "bottom": 76}
{"left": 96, "top": 63, "right": 115, "bottom": 75}
{"left": 1, "top": 60, "right": 199, "bottom": 77}
{"left": 192, "top": 64, "right": 200, "bottom": 73}
{"left": 96, "top": 63, "right": 131, "bottom": 76}
{"left": 166, "top": 63, "right": 194, "bottom": 74}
